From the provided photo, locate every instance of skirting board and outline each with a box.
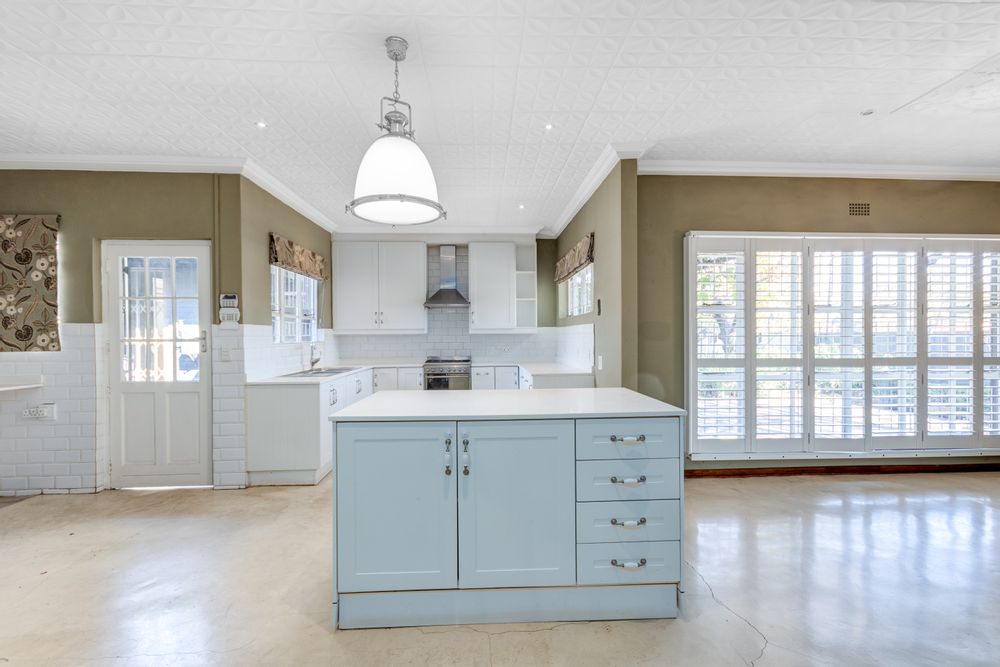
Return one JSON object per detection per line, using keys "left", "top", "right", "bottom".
{"left": 685, "top": 462, "right": 1000, "bottom": 478}
{"left": 337, "top": 584, "right": 677, "bottom": 629}
{"left": 247, "top": 465, "right": 331, "bottom": 486}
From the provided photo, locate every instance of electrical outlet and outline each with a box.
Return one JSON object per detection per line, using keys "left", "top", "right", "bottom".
{"left": 22, "top": 403, "right": 56, "bottom": 421}
{"left": 500, "top": 345, "right": 511, "bottom": 354}
{"left": 597, "top": 355, "right": 604, "bottom": 371}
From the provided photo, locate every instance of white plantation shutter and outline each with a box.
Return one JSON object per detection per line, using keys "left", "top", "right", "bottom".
{"left": 686, "top": 234, "right": 1000, "bottom": 458}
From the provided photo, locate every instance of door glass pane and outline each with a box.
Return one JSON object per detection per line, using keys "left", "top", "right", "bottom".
{"left": 755, "top": 366, "right": 803, "bottom": 439}
{"left": 814, "top": 367, "right": 865, "bottom": 439}
{"left": 148, "top": 257, "right": 173, "bottom": 297}
{"left": 696, "top": 252, "right": 744, "bottom": 359}
{"left": 121, "top": 257, "right": 146, "bottom": 297}
{"left": 174, "top": 299, "right": 199, "bottom": 339}
{"left": 985, "top": 366, "right": 1000, "bottom": 436}
{"left": 872, "top": 251, "right": 917, "bottom": 358}
{"left": 148, "top": 341, "right": 175, "bottom": 382}
{"left": 175, "top": 257, "right": 198, "bottom": 297}
{"left": 149, "top": 299, "right": 174, "bottom": 339}
{"left": 122, "top": 299, "right": 147, "bottom": 339}
{"left": 927, "top": 365, "right": 974, "bottom": 435}
{"left": 121, "top": 342, "right": 148, "bottom": 382}
{"left": 872, "top": 366, "right": 917, "bottom": 437}
{"left": 755, "top": 251, "right": 802, "bottom": 359}
{"left": 927, "top": 251, "right": 973, "bottom": 358}
{"left": 696, "top": 367, "right": 745, "bottom": 439}
{"left": 814, "top": 251, "right": 864, "bottom": 358}
{"left": 176, "top": 342, "right": 200, "bottom": 382}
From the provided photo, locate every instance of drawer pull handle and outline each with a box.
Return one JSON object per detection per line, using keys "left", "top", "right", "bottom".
{"left": 611, "top": 517, "right": 647, "bottom": 528}
{"left": 609, "top": 475, "right": 647, "bottom": 485}
{"left": 610, "top": 434, "right": 646, "bottom": 444}
{"left": 611, "top": 558, "right": 647, "bottom": 570}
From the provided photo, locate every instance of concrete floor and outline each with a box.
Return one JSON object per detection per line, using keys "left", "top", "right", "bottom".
{"left": 1, "top": 473, "right": 998, "bottom": 666}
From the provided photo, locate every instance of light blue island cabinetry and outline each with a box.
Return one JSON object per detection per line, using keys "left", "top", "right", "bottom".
{"left": 332, "top": 388, "right": 685, "bottom": 629}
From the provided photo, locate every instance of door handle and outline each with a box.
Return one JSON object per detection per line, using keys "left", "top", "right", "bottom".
{"left": 610, "top": 434, "right": 646, "bottom": 444}
{"left": 200, "top": 330, "right": 207, "bottom": 353}
{"left": 609, "top": 475, "right": 647, "bottom": 485}
{"left": 611, "top": 517, "right": 647, "bottom": 528}
{"left": 610, "top": 558, "right": 647, "bottom": 570}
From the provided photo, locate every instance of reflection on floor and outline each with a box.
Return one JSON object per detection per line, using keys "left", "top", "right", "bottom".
{"left": 0, "top": 495, "right": 28, "bottom": 510}
{"left": 1, "top": 472, "right": 998, "bottom": 665}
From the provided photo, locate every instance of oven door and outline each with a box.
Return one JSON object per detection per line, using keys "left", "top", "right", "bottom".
{"left": 425, "top": 373, "right": 471, "bottom": 390}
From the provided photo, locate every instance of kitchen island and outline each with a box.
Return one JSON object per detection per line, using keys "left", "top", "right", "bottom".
{"left": 330, "top": 387, "right": 686, "bottom": 629}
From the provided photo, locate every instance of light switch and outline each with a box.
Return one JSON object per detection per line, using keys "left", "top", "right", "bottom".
{"left": 597, "top": 355, "right": 603, "bottom": 371}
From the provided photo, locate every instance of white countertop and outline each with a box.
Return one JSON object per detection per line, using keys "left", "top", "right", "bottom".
{"left": 331, "top": 387, "right": 684, "bottom": 422}
{"left": 518, "top": 362, "right": 593, "bottom": 377}
{"left": 250, "top": 359, "right": 592, "bottom": 385}
{"left": 247, "top": 367, "right": 371, "bottom": 386}
{"left": 336, "top": 358, "right": 425, "bottom": 368}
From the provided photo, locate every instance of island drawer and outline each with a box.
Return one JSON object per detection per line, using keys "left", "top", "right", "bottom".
{"left": 576, "top": 458, "right": 680, "bottom": 502}
{"left": 576, "top": 500, "right": 680, "bottom": 544}
{"left": 577, "top": 541, "right": 680, "bottom": 585}
{"left": 575, "top": 418, "right": 680, "bottom": 460}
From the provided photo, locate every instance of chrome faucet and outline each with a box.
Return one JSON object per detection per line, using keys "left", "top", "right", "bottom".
{"left": 309, "top": 342, "right": 322, "bottom": 370}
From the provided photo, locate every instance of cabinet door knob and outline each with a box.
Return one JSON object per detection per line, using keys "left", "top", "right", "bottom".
{"left": 610, "top": 558, "right": 647, "bottom": 570}
{"left": 609, "top": 475, "right": 646, "bottom": 485}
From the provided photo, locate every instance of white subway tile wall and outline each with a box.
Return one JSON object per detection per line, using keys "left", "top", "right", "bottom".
{"left": 0, "top": 324, "right": 98, "bottom": 496}
{"left": 557, "top": 323, "right": 595, "bottom": 369}
{"left": 211, "top": 324, "right": 246, "bottom": 489}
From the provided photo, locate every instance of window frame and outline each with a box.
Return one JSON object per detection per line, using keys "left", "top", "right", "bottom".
{"left": 685, "top": 232, "right": 1000, "bottom": 460}
{"left": 270, "top": 265, "right": 319, "bottom": 344}
{"left": 562, "top": 263, "right": 594, "bottom": 318}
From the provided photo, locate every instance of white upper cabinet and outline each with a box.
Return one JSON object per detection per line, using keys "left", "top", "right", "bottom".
{"left": 468, "top": 242, "right": 517, "bottom": 332}
{"left": 333, "top": 241, "right": 427, "bottom": 334}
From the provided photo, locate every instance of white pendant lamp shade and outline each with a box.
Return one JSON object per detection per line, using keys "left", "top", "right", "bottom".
{"left": 346, "top": 36, "right": 446, "bottom": 226}
{"left": 350, "top": 134, "right": 444, "bottom": 225}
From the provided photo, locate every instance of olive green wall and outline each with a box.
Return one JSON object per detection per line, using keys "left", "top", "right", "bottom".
{"left": 535, "top": 239, "right": 558, "bottom": 327}
{"left": 238, "top": 177, "right": 332, "bottom": 327}
{"left": 0, "top": 170, "right": 332, "bottom": 325}
{"left": 556, "top": 160, "right": 639, "bottom": 389}
{"left": 636, "top": 175, "right": 1000, "bottom": 469}
{"left": 0, "top": 170, "right": 239, "bottom": 323}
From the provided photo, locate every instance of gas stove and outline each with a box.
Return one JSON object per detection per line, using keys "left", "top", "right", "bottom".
{"left": 423, "top": 356, "right": 471, "bottom": 390}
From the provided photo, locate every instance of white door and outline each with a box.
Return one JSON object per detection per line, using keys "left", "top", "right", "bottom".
{"left": 469, "top": 243, "right": 516, "bottom": 331}
{"left": 104, "top": 241, "right": 212, "bottom": 487}
{"left": 378, "top": 242, "right": 427, "bottom": 332}
{"left": 458, "top": 420, "right": 576, "bottom": 588}
{"left": 338, "top": 421, "right": 458, "bottom": 592}
{"left": 333, "top": 241, "right": 380, "bottom": 332}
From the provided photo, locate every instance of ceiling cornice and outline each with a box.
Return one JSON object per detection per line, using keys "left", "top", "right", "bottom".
{"left": 540, "top": 142, "right": 651, "bottom": 239}
{"left": 637, "top": 160, "right": 1000, "bottom": 182}
{"left": 0, "top": 154, "right": 338, "bottom": 231}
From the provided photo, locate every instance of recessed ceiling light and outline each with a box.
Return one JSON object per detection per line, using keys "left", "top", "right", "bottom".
{"left": 544, "top": 123, "right": 553, "bottom": 130}
{"left": 859, "top": 109, "right": 875, "bottom": 117}
{"left": 255, "top": 120, "right": 268, "bottom": 129}
{"left": 519, "top": 204, "right": 525, "bottom": 210}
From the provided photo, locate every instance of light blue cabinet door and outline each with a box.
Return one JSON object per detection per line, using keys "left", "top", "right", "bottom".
{"left": 458, "top": 420, "right": 576, "bottom": 588}
{"left": 337, "top": 421, "right": 457, "bottom": 592}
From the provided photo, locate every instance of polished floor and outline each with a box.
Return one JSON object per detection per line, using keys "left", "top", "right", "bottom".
{"left": 2, "top": 473, "right": 998, "bottom": 666}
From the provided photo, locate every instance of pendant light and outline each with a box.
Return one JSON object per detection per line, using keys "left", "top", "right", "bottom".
{"left": 346, "top": 36, "right": 446, "bottom": 226}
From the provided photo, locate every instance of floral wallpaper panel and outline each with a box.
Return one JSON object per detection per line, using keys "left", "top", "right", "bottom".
{"left": 0, "top": 214, "right": 60, "bottom": 352}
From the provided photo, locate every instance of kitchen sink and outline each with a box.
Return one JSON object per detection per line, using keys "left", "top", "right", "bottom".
{"left": 284, "top": 367, "right": 362, "bottom": 377}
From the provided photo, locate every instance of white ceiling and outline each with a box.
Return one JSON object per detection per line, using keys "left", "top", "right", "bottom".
{"left": 2, "top": 1, "right": 1000, "bottom": 236}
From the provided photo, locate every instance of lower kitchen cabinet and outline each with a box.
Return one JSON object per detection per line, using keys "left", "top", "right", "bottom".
{"left": 398, "top": 367, "right": 424, "bottom": 390}
{"left": 337, "top": 421, "right": 458, "bottom": 592}
{"left": 373, "top": 367, "right": 398, "bottom": 391}
{"left": 458, "top": 420, "right": 576, "bottom": 588}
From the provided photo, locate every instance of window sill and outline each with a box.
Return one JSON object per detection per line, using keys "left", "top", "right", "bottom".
{"left": 689, "top": 449, "right": 1000, "bottom": 461}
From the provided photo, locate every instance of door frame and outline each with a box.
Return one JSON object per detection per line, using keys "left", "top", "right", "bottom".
{"left": 101, "top": 239, "right": 214, "bottom": 488}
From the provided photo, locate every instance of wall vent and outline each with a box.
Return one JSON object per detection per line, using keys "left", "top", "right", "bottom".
{"left": 848, "top": 202, "right": 871, "bottom": 216}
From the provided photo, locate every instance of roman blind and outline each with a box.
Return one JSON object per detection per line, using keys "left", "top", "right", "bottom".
{"left": 269, "top": 233, "right": 329, "bottom": 281}
{"left": 0, "top": 214, "right": 60, "bottom": 352}
{"left": 555, "top": 233, "right": 594, "bottom": 284}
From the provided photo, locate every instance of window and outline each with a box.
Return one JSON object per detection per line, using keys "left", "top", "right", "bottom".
{"left": 565, "top": 264, "right": 594, "bottom": 317}
{"left": 271, "top": 266, "right": 318, "bottom": 343}
{"left": 686, "top": 234, "right": 1000, "bottom": 458}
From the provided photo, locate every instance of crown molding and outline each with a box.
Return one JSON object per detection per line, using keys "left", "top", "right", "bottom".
{"left": 540, "top": 142, "right": 651, "bottom": 239}
{"left": 637, "top": 159, "right": 1000, "bottom": 182}
{"left": 0, "top": 153, "right": 338, "bottom": 231}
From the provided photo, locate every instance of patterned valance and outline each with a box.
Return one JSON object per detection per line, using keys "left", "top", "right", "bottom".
{"left": 555, "top": 232, "right": 595, "bottom": 284}
{"left": 269, "top": 232, "right": 329, "bottom": 281}
{"left": 0, "top": 214, "right": 60, "bottom": 352}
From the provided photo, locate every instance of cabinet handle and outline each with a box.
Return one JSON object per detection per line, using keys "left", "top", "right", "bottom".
{"left": 610, "top": 558, "right": 647, "bottom": 570}
{"left": 611, "top": 517, "right": 647, "bottom": 528}
{"left": 355, "top": 378, "right": 362, "bottom": 394}
{"left": 609, "top": 475, "right": 646, "bottom": 485}
{"left": 462, "top": 438, "right": 470, "bottom": 475}
{"left": 329, "top": 388, "right": 337, "bottom": 406}
{"left": 374, "top": 311, "right": 378, "bottom": 326}
{"left": 610, "top": 434, "right": 646, "bottom": 444}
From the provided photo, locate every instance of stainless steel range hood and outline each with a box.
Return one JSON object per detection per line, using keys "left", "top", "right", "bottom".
{"left": 424, "top": 245, "right": 470, "bottom": 308}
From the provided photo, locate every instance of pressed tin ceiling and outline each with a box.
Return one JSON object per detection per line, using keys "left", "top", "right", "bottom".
{"left": 2, "top": 1, "right": 1000, "bottom": 236}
